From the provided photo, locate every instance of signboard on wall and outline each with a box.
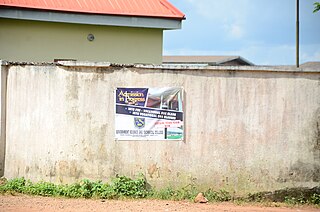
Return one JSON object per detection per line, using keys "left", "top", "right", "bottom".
{"left": 115, "top": 87, "right": 184, "bottom": 140}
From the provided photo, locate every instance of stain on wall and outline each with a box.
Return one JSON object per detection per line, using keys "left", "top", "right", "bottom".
{"left": 312, "top": 109, "right": 320, "bottom": 182}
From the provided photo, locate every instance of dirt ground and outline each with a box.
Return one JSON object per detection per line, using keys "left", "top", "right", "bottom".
{"left": 0, "top": 194, "right": 319, "bottom": 212}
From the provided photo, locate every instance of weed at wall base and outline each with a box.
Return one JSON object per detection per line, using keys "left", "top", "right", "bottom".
{"left": 0, "top": 176, "right": 148, "bottom": 199}
{"left": 0, "top": 176, "right": 319, "bottom": 206}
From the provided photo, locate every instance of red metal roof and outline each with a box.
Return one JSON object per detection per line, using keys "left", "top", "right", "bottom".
{"left": 0, "top": 0, "right": 185, "bottom": 19}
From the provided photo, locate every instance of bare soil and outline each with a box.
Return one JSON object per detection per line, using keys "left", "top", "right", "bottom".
{"left": 0, "top": 194, "right": 319, "bottom": 212}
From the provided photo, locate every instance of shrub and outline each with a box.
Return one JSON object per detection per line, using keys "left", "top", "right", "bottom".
{"left": 204, "top": 189, "right": 232, "bottom": 202}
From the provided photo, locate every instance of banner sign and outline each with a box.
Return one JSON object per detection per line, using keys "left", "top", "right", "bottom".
{"left": 115, "top": 87, "right": 184, "bottom": 140}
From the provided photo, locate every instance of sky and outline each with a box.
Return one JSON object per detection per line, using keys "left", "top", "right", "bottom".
{"left": 164, "top": 0, "right": 320, "bottom": 65}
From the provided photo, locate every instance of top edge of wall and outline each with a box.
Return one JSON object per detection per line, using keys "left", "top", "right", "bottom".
{"left": 1, "top": 60, "right": 319, "bottom": 73}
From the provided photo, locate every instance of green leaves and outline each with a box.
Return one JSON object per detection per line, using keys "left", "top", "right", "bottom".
{"left": 314, "top": 2, "right": 320, "bottom": 13}
{"left": 1, "top": 177, "right": 319, "bottom": 206}
{"left": 23, "top": 181, "right": 57, "bottom": 196}
{"left": 0, "top": 175, "right": 148, "bottom": 199}
{"left": 109, "top": 175, "right": 148, "bottom": 198}
{"left": 311, "top": 194, "right": 320, "bottom": 205}
{"left": 152, "top": 186, "right": 199, "bottom": 201}
{"left": 0, "top": 177, "right": 26, "bottom": 193}
{"left": 204, "top": 189, "right": 232, "bottom": 202}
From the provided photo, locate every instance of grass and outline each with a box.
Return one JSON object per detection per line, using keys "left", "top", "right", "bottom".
{"left": 0, "top": 175, "right": 148, "bottom": 199}
{"left": 0, "top": 176, "right": 319, "bottom": 207}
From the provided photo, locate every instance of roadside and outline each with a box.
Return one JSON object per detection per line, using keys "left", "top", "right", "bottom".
{"left": 0, "top": 194, "right": 319, "bottom": 212}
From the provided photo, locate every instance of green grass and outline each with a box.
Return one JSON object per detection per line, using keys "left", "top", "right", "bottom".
{"left": 0, "top": 176, "right": 319, "bottom": 207}
{"left": 0, "top": 175, "right": 148, "bottom": 199}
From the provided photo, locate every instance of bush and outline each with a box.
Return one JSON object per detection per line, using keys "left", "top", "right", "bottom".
{"left": 110, "top": 174, "right": 148, "bottom": 198}
{"left": 311, "top": 194, "right": 320, "bottom": 205}
{"left": 204, "top": 189, "right": 232, "bottom": 202}
{"left": 1, "top": 177, "right": 26, "bottom": 193}
{"left": 24, "top": 181, "right": 57, "bottom": 196}
{"left": 0, "top": 175, "right": 148, "bottom": 199}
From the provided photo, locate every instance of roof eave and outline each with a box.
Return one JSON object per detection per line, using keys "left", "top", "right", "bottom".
{"left": 0, "top": 7, "right": 183, "bottom": 29}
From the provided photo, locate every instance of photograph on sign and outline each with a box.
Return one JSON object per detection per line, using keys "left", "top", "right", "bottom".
{"left": 115, "top": 87, "right": 184, "bottom": 140}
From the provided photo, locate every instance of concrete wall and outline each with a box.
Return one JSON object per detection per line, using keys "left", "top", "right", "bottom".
{"left": 0, "top": 18, "right": 163, "bottom": 64}
{"left": 3, "top": 63, "right": 320, "bottom": 195}
{"left": 0, "top": 63, "right": 7, "bottom": 176}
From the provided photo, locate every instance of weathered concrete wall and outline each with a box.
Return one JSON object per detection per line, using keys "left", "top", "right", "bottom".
{"left": 0, "top": 18, "right": 163, "bottom": 64}
{"left": 0, "top": 62, "right": 7, "bottom": 177}
{"left": 3, "top": 63, "right": 320, "bottom": 195}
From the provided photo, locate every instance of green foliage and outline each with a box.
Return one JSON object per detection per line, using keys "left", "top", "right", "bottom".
{"left": 152, "top": 186, "right": 198, "bottom": 201}
{"left": 150, "top": 186, "right": 231, "bottom": 202}
{"left": 284, "top": 196, "right": 307, "bottom": 205}
{"left": 314, "top": 2, "right": 320, "bottom": 13}
{"left": 0, "top": 175, "right": 148, "bottom": 199}
{"left": 98, "top": 183, "right": 117, "bottom": 199}
{"left": 246, "top": 192, "right": 265, "bottom": 202}
{"left": 0, "top": 176, "right": 319, "bottom": 206}
{"left": 204, "top": 189, "right": 232, "bottom": 202}
{"left": 0, "top": 177, "right": 26, "bottom": 193}
{"left": 64, "top": 183, "right": 82, "bottom": 198}
{"left": 173, "top": 186, "right": 199, "bottom": 201}
{"left": 311, "top": 194, "right": 320, "bottom": 205}
{"left": 151, "top": 187, "right": 175, "bottom": 200}
{"left": 23, "top": 181, "right": 57, "bottom": 196}
{"left": 109, "top": 175, "right": 148, "bottom": 198}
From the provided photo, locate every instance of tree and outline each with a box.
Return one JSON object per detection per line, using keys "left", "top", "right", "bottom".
{"left": 314, "top": 2, "right": 320, "bottom": 13}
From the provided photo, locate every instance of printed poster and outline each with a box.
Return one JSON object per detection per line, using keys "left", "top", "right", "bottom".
{"left": 115, "top": 87, "right": 184, "bottom": 140}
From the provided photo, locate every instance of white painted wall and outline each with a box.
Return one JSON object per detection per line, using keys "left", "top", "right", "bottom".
{"left": 3, "top": 64, "right": 320, "bottom": 194}
{"left": 0, "top": 62, "right": 7, "bottom": 176}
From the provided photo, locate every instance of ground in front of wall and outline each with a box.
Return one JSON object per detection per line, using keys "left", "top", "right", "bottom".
{"left": 0, "top": 194, "right": 319, "bottom": 212}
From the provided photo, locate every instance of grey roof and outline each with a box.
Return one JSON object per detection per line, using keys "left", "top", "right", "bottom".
{"left": 300, "top": 61, "right": 320, "bottom": 71}
{"left": 273, "top": 61, "right": 320, "bottom": 71}
{"left": 163, "top": 55, "right": 254, "bottom": 66}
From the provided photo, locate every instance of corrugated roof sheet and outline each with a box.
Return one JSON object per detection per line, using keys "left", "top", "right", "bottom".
{"left": 163, "top": 56, "right": 254, "bottom": 65}
{"left": 300, "top": 61, "right": 320, "bottom": 69}
{"left": 163, "top": 56, "right": 236, "bottom": 63}
{"left": 0, "top": 0, "right": 185, "bottom": 19}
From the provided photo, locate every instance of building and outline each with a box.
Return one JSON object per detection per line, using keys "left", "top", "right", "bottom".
{"left": 163, "top": 55, "right": 254, "bottom": 66}
{"left": 273, "top": 61, "right": 320, "bottom": 71}
{"left": 0, "top": 0, "right": 185, "bottom": 64}
{"left": 300, "top": 61, "right": 320, "bottom": 71}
